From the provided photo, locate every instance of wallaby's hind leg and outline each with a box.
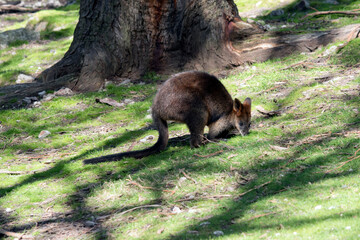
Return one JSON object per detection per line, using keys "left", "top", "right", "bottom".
{"left": 185, "top": 111, "right": 207, "bottom": 148}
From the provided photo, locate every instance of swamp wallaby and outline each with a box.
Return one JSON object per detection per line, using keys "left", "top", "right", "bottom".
{"left": 83, "top": 71, "right": 251, "bottom": 164}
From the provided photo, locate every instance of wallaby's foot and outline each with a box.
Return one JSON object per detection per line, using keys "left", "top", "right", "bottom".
{"left": 190, "top": 134, "right": 204, "bottom": 148}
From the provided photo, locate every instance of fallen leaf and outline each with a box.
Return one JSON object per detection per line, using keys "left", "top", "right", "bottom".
{"left": 157, "top": 228, "right": 165, "bottom": 234}
{"left": 270, "top": 145, "right": 288, "bottom": 151}
{"left": 96, "top": 98, "right": 124, "bottom": 108}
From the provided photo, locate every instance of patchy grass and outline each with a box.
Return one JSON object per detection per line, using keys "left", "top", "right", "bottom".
{"left": 1, "top": 37, "right": 359, "bottom": 239}
{"left": 0, "top": 2, "right": 79, "bottom": 86}
{"left": 0, "top": 0, "right": 360, "bottom": 239}
{"left": 248, "top": 0, "right": 360, "bottom": 33}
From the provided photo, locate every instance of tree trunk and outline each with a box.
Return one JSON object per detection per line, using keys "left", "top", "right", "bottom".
{"left": 39, "top": 0, "right": 262, "bottom": 91}
{"left": 2, "top": 1, "right": 360, "bottom": 107}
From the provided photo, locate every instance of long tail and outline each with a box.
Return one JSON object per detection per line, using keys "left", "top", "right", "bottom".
{"left": 83, "top": 116, "right": 168, "bottom": 164}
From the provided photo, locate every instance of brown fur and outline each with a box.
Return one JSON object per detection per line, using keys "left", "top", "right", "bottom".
{"left": 83, "top": 71, "right": 251, "bottom": 164}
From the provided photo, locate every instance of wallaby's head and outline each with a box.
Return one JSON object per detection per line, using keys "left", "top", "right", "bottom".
{"left": 232, "top": 97, "right": 252, "bottom": 136}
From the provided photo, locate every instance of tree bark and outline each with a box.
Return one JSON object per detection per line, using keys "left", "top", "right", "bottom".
{"left": 38, "top": 0, "right": 263, "bottom": 91}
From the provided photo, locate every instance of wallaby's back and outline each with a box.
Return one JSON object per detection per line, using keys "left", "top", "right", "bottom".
{"left": 152, "top": 71, "right": 234, "bottom": 125}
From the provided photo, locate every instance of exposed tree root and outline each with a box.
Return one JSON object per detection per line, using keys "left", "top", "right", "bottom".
{"left": 303, "top": 10, "right": 360, "bottom": 19}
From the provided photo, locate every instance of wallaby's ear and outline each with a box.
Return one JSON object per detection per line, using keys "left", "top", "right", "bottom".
{"left": 243, "top": 97, "right": 252, "bottom": 113}
{"left": 233, "top": 98, "right": 242, "bottom": 112}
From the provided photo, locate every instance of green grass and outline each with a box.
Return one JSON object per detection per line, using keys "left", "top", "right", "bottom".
{"left": 0, "top": 0, "right": 360, "bottom": 239}
{"left": 253, "top": 0, "right": 360, "bottom": 32}
{"left": 1, "top": 39, "right": 359, "bottom": 238}
{"left": 0, "top": 2, "right": 79, "bottom": 86}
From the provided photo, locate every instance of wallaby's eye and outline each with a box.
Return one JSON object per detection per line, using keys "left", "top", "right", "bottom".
{"left": 239, "top": 122, "right": 244, "bottom": 127}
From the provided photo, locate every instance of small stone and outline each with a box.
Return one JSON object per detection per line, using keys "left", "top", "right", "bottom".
{"left": 34, "top": 21, "right": 48, "bottom": 32}
{"left": 31, "top": 101, "right": 42, "bottom": 108}
{"left": 200, "top": 221, "right": 211, "bottom": 227}
{"left": 85, "top": 221, "right": 96, "bottom": 227}
{"left": 140, "top": 135, "right": 155, "bottom": 143}
{"left": 104, "top": 81, "right": 114, "bottom": 87}
{"left": 270, "top": 9, "right": 284, "bottom": 16}
{"left": 170, "top": 206, "right": 181, "bottom": 214}
{"left": 16, "top": 74, "right": 34, "bottom": 84}
{"left": 323, "top": 45, "right": 338, "bottom": 57}
{"left": 247, "top": 18, "right": 255, "bottom": 24}
{"left": 294, "top": 0, "right": 310, "bottom": 11}
{"left": 179, "top": 177, "right": 187, "bottom": 182}
{"left": 38, "top": 91, "right": 46, "bottom": 97}
{"left": 255, "top": 1, "right": 262, "bottom": 7}
{"left": 119, "top": 79, "right": 131, "bottom": 85}
{"left": 43, "top": 94, "right": 56, "bottom": 102}
{"left": 50, "top": 49, "right": 56, "bottom": 54}
{"left": 213, "top": 230, "right": 224, "bottom": 236}
{"left": 54, "top": 87, "right": 73, "bottom": 96}
{"left": 124, "top": 99, "right": 135, "bottom": 104}
{"left": 188, "top": 207, "right": 198, "bottom": 213}
{"left": 38, "top": 130, "right": 51, "bottom": 139}
{"left": 345, "top": 226, "right": 351, "bottom": 230}
{"left": 226, "top": 186, "right": 235, "bottom": 192}
{"left": 23, "top": 97, "right": 32, "bottom": 104}
{"left": 315, "top": 205, "right": 322, "bottom": 210}
{"left": 5, "top": 208, "right": 12, "bottom": 213}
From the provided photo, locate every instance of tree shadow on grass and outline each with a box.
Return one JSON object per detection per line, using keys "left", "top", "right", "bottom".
{"left": 0, "top": 124, "right": 225, "bottom": 238}
{"left": 168, "top": 136, "right": 359, "bottom": 239}
{"left": 0, "top": 116, "right": 358, "bottom": 239}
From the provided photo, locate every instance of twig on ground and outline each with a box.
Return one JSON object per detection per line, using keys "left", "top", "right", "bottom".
{"left": 194, "top": 150, "right": 223, "bottom": 158}
{"left": 309, "top": 6, "right": 319, "bottom": 12}
{"left": 256, "top": 106, "right": 281, "bottom": 117}
{"left": 255, "top": 86, "right": 281, "bottom": 95}
{"left": 281, "top": 61, "right": 317, "bottom": 70}
{"left": 0, "top": 228, "right": 33, "bottom": 239}
{"left": 237, "top": 181, "right": 272, "bottom": 199}
{"left": 203, "top": 136, "right": 236, "bottom": 150}
{"left": 0, "top": 166, "right": 52, "bottom": 175}
{"left": 175, "top": 194, "right": 232, "bottom": 202}
{"left": 0, "top": 5, "right": 43, "bottom": 13}
{"left": 325, "top": 148, "right": 360, "bottom": 174}
{"left": 180, "top": 169, "right": 197, "bottom": 184}
{"left": 127, "top": 141, "right": 137, "bottom": 151}
{"left": 118, "top": 204, "right": 162, "bottom": 216}
{"left": 0, "top": 170, "right": 24, "bottom": 175}
{"left": 302, "top": 10, "right": 360, "bottom": 19}
{"left": 126, "top": 179, "right": 175, "bottom": 195}
{"left": 97, "top": 204, "right": 162, "bottom": 220}
{"left": 247, "top": 211, "right": 282, "bottom": 221}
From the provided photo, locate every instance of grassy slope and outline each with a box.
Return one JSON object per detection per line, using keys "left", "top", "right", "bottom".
{"left": 0, "top": 3, "right": 79, "bottom": 86}
{"left": 0, "top": 0, "right": 360, "bottom": 239}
